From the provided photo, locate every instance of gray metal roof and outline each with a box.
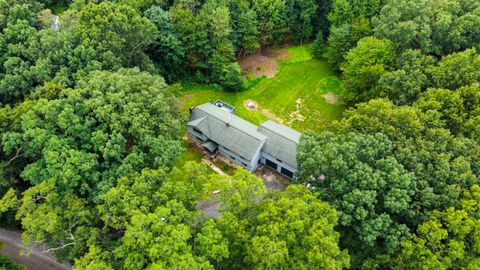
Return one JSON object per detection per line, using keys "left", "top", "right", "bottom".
{"left": 258, "top": 120, "right": 301, "bottom": 168}
{"left": 188, "top": 103, "right": 266, "bottom": 160}
{"left": 202, "top": 140, "right": 218, "bottom": 152}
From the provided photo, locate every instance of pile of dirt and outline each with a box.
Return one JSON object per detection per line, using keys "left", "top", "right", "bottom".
{"left": 244, "top": 100, "right": 258, "bottom": 110}
{"left": 323, "top": 92, "right": 339, "bottom": 104}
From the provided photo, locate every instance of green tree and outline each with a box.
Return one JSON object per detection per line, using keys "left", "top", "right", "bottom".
{"left": 373, "top": 0, "right": 480, "bottom": 55}
{"left": 145, "top": 6, "right": 185, "bottom": 82}
{"left": 311, "top": 30, "right": 326, "bottom": 59}
{"left": 252, "top": 0, "right": 289, "bottom": 46}
{"left": 5, "top": 69, "right": 183, "bottom": 261}
{"left": 413, "top": 88, "right": 465, "bottom": 134}
{"left": 429, "top": 48, "right": 480, "bottom": 90}
{"left": 16, "top": 179, "right": 99, "bottom": 261}
{"left": 229, "top": 1, "right": 260, "bottom": 56}
{"left": 341, "top": 36, "right": 396, "bottom": 103}
{"left": 333, "top": 99, "right": 480, "bottom": 222}
{"left": 76, "top": 2, "right": 157, "bottom": 69}
{"left": 396, "top": 185, "right": 480, "bottom": 270}
{"left": 378, "top": 50, "right": 436, "bottom": 105}
{"left": 285, "top": 0, "right": 318, "bottom": 43}
{"left": 3, "top": 68, "right": 183, "bottom": 197}
{"left": 297, "top": 131, "right": 415, "bottom": 266}
{"left": 220, "top": 62, "right": 245, "bottom": 91}
{"left": 217, "top": 184, "right": 350, "bottom": 269}
{"left": 114, "top": 200, "right": 217, "bottom": 270}
{"left": 324, "top": 0, "right": 383, "bottom": 68}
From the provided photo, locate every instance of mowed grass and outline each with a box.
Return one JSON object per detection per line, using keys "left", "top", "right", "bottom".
{"left": 178, "top": 44, "right": 345, "bottom": 133}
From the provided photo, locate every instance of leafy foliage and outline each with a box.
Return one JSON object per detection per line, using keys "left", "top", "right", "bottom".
{"left": 216, "top": 180, "right": 349, "bottom": 270}
{"left": 396, "top": 185, "right": 480, "bottom": 269}
{"left": 297, "top": 131, "right": 416, "bottom": 265}
{"left": 341, "top": 37, "right": 396, "bottom": 103}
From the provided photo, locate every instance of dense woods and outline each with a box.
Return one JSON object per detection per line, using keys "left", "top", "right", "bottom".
{"left": 0, "top": 0, "right": 479, "bottom": 269}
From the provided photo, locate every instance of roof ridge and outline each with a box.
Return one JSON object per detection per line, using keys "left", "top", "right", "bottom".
{"left": 259, "top": 122, "right": 300, "bottom": 144}
{"left": 196, "top": 105, "right": 267, "bottom": 142}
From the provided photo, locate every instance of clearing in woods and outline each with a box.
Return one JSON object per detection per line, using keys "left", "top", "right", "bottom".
{"left": 178, "top": 44, "right": 345, "bottom": 133}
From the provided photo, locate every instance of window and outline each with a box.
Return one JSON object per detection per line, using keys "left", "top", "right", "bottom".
{"left": 242, "top": 162, "right": 247, "bottom": 167}
{"left": 230, "top": 155, "right": 236, "bottom": 160}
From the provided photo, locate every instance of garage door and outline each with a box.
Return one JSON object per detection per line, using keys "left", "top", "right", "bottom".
{"left": 281, "top": 167, "right": 294, "bottom": 178}
{"left": 265, "top": 159, "right": 278, "bottom": 170}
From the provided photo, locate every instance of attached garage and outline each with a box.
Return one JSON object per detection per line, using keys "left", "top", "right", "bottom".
{"left": 280, "top": 167, "right": 294, "bottom": 178}
{"left": 265, "top": 159, "right": 278, "bottom": 170}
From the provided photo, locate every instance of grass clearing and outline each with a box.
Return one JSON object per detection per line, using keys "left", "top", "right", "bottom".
{"left": 178, "top": 44, "right": 345, "bottom": 133}
{"left": 281, "top": 44, "right": 313, "bottom": 64}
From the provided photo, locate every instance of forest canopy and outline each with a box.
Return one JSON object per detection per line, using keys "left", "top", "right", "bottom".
{"left": 0, "top": 0, "right": 479, "bottom": 269}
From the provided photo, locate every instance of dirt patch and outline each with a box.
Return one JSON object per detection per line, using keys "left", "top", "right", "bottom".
{"left": 261, "top": 108, "right": 284, "bottom": 124}
{"left": 287, "top": 98, "right": 306, "bottom": 125}
{"left": 239, "top": 53, "right": 279, "bottom": 78}
{"left": 238, "top": 47, "right": 289, "bottom": 78}
{"left": 254, "top": 165, "right": 291, "bottom": 191}
{"left": 323, "top": 92, "right": 339, "bottom": 104}
{"left": 243, "top": 99, "right": 284, "bottom": 123}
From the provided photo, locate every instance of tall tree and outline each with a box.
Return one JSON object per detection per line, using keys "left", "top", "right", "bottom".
{"left": 145, "top": 6, "right": 185, "bottom": 82}
{"left": 76, "top": 2, "right": 157, "bottom": 69}
{"left": 252, "top": 0, "right": 289, "bottom": 46}
{"left": 373, "top": 0, "right": 480, "bottom": 55}
{"left": 341, "top": 36, "right": 396, "bottom": 103}
{"left": 297, "top": 131, "right": 416, "bottom": 268}
{"left": 395, "top": 185, "right": 480, "bottom": 270}
{"left": 429, "top": 48, "right": 480, "bottom": 90}
{"left": 378, "top": 49, "right": 435, "bottom": 105}
{"left": 215, "top": 176, "right": 350, "bottom": 270}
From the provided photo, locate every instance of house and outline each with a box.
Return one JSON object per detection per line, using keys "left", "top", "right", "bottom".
{"left": 187, "top": 101, "right": 301, "bottom": 178}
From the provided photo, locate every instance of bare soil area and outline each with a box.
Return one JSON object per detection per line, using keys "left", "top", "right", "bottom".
{"left": 239, "top": 47, "right": 289, "bottom": 78}
{"left": 287, "top": 98, "right": 306, "bottom": 125}
{"left": 323, "top": 92, "right": 339, "bottom": 104}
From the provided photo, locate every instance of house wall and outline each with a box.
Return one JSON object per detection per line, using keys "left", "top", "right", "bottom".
{"left": 249, "top": 142, "right": 265, "bottom": 171}
{"left": 219, "top": 145, "right": 258, "bottom": 171}
{"left": 260, "top": 151, "right": 296, "bottom": 178}
{"left": 187, "top": 126, "right": 208, "bottom": 142}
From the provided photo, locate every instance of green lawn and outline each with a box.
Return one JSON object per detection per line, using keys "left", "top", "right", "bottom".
{"left": 178, "top": 44, "right": 345, "bottom": 133}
